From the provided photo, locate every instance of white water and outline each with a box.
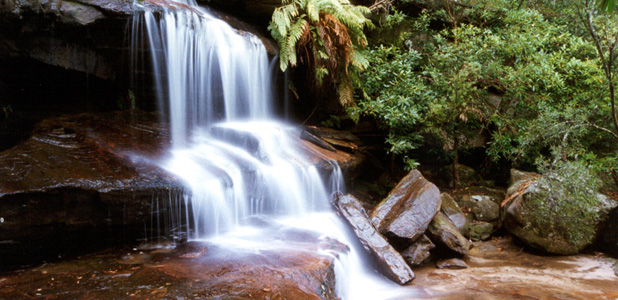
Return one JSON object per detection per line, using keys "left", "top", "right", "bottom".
{"left": 132, "top": 1, "right": 407, "bottom": 299}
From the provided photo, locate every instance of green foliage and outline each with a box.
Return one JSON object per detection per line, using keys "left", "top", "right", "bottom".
{"left": 524, "top": 153, "right": 604, "bottom": 245}
{"left": 351, "top": 2, "right": 618, "bottom": 175}
{"left": 268, "top": 0, "right": 373, "bottom": 105}
{"left": 2, "top": 105, "right": 12, "bottom": 119}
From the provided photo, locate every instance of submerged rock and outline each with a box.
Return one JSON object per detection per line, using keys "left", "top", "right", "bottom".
{"left": 371, "top": 169, "right": 441, "bottom": 249}
{"left": 427, "top": 212, "right": 472, "bottom": 256}
{"left": 436, "top": 258, "right": 468, "bottom": 269}
{"left": 401, "top": 235, "right": 435, "bottom": 267}
{"left": 502, "top": 169, "right": 616, "bottom": 255}
{"left": 334, "top": 194, "right": 415, "bottom": 285}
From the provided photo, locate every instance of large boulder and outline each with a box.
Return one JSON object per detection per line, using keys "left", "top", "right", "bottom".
{"left": 427, "top": 212, "right": 471, "bottom": 256}
{"left": 440, "top": 193, "right": 468, "bottom": 236}
{"left": 371, "top": 169, "right": 441, "bottom": 249}
{"left": 502, "top": 169, "right": 617, "bottom": 255}
{"left": 334, "top": 194, "right": 415, "bottom": 285}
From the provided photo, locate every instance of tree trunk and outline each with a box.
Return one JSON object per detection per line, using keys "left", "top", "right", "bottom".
{"left": 453, "top": 134, "right": 460, "bottom": 189}
{"left": 611, "top": 168, "right": 618, "bottom": 190}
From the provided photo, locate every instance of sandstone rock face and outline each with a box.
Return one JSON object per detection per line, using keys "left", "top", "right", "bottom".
{"left": 371, "top": 169, "right": 441, "bottom": 249}
{"left": 0, "top": 111, "right": 362, "bottom": 271}
{"left": 0, "top": 238, "right": 341, "bottom": 299}
{"left": 400, "top": 235, "right": 434, "bottom": 267}
{"left": 427, "top": 212, "right": 471, "bottom": 256}
{"left": 334, "top": 194, "right": 415, "bottom": 285}
{"left": 502, "top": 169, "right": 617, "bottom": 255}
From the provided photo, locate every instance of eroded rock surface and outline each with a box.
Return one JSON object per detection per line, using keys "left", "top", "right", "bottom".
{"left": 371, "top": 169, "right": 441, "bottom": 249}
{"left": 427, "top": 212, "right": 471, "bottom": 256}
{"left": 401, "top": 235, "right": 435, "bottom": 267}
{"left": 440, "top": 193, "right": 468, "bottom": 236}
{"left": 334, "top": 194, "right": 415, "bottom": 285}
{"left": 0, "top": 236, "right": 340, "bottom": 299}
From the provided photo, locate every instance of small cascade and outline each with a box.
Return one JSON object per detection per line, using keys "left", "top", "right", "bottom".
{"left": 132, "top": 1, "right": 407, "bottom": 299}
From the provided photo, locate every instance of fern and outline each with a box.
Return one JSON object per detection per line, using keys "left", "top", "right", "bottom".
{"left": 268, "top": 0, "right": 372, "bottom": 106}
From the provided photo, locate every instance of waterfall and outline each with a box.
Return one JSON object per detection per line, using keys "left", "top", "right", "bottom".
{"left": 131, "top": 1, "right": 408, "bottom": 299}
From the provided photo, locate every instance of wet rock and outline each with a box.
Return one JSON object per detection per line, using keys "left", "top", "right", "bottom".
{"left": 305, "top": 126, "right": 360, "bottom": 153}
{"left": 0, "top": 237, "right": 341, "bottom": 299}
{"left": 469, "top": 222, "right": 493, "bottom": 241}
{"left": 0, "top": 111, "right": 361, "bottom": 270}
{"left": 452, "top": 186, "right": 506, "bottom": 206}
{"left": 502, "top": 169, "right": 616, "bottom": 255}
{"left": 440, "top": 193, "right": 468, "bottom": 236}
{"left": 401, "top": 235, "right": 434, "bottom": 267}
{"left": 211, "top": 124, "right": 266, "bottom": 160}
{"left": 371, "top": 169, "right": 441, "bottom": 249}
{"left": 300, "top": 130, "right": 337, "bottom": 152}
{"left": 427, "top": 212, "right": 472, "bottom": 256}
{"left": 297, "top": 136, "right": 364, "bottom": 181}
{"left": 436, "top": 258, "right": 468, "bottom": 269}
{"left": 198, "top": 0, "right": 281, "bottom": 24}
{"left": 334, "top": 194, "right": 415, "bottom": 285}
{"left": 471, "top": 198, "right": 500, "bottom": 222}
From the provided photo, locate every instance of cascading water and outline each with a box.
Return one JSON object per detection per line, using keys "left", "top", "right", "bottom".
{"left": 132, "top": 1, "right": 408, "bottom": 298}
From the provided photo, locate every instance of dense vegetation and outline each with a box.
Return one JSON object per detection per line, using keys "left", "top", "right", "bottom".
{"left": 270, "top": 0, "right": 618, "bottom": 192}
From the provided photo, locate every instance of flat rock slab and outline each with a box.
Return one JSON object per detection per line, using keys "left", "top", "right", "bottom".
{"left": 0, "top": 238, "right": 340, "bottom": 299}
{"left": 334, "top": 194, "right": 415, "bottom": 285}
{"left": 413, "top": 236, "right": 618, "bottom": 299}
{"left": 371, "top": 169, "right": 441, "bottom": 249}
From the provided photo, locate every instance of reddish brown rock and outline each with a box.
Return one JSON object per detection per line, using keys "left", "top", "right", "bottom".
{"left": 371, "top": 170, "right": 441, "bottom": 249}
{"left": 0, "top": 238, "right": 340, "bottom": 299}
{"left": 0, "top": 111, "right": 364, "bottom": 271}
{"left": 334, "top": 194, "right": 415, "bottom": 285}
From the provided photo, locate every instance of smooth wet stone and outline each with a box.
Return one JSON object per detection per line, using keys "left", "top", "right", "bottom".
{"left": 471, "top": 198, "right": 500, "bottom": 222}
{"left": 401, "top": 235, "right": 435, "bottom": 267}
{"left": 371, "top": 169, "right": 441, "bottom": 249}
{"left": 440, "top": 193, "right": 468, "bottom": 236}
{"left": 334, "top": 194, "right": 415, "bottom": 285}
{"left": 300, "top": 130, "right": 337, "bottom": 152}
{"left": 305, "top": 126, "right": 360, "bottom": 153}
{"left": 469, "top": 222, "right": 494, "bottom": 241}
{"left": 427, "top": 212, "right": 471, "bottom": 256}
{"left": 0, "top": 237, "right": 341, "bottom": 300}
{"left": 436, "top": 258, "right": 468, "bottom": 269}
{"left": 413, "top": 236, "right": 618, "bottom": 299}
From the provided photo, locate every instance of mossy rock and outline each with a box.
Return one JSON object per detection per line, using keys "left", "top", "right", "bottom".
{"left": 502, "top": 169, "right": 616, "bottom": 255}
